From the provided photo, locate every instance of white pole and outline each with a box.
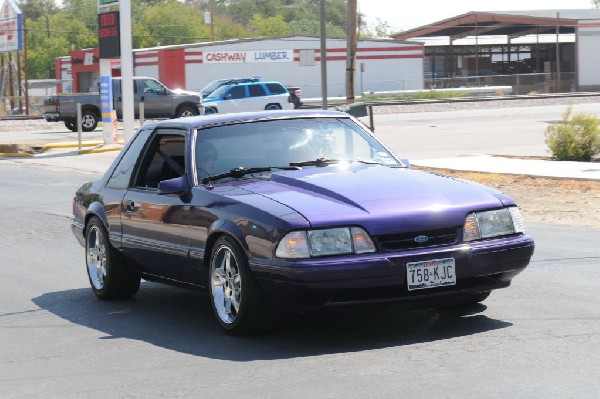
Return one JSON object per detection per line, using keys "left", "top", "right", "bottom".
{"left": 120, "top": 0, "right": 134, "bottom": 141}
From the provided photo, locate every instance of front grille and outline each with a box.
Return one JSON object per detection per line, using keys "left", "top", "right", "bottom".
{"left": 375, "top": 227, "right": 460, "bottom": 251}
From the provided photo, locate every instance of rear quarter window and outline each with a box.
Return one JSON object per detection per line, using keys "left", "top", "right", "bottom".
{"left": 265, "top": 83, "right": 287, "bottom": 95}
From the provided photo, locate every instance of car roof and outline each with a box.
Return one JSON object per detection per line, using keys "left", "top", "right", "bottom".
{"left": 230, "top": 81, "right": 284, "bottom": 87}
{"left": 146, "top": 110, "right": 351, "bottom": 131}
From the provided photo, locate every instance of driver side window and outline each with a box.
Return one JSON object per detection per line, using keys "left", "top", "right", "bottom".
{"left": 134, "top": 132, "right": 186, "bottom": 189}
{"left": 142, "top": 79, "right": 165, "bottom": 94}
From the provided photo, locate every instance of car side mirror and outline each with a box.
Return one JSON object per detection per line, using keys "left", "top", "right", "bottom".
{"left": 158, "top": 175, "right": 189, "bottom": 195}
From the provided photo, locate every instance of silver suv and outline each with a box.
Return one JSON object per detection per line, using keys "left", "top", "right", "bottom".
{"left": 202, "top": 81, "right": 294, "bottom": 114}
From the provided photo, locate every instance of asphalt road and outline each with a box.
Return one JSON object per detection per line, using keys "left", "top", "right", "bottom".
{"left": 1, "top": 128, "right": 600, "bottom": 397}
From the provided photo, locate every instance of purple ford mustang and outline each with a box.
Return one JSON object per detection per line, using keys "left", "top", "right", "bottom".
{"left": 72, "top": 110, "right": 534, "bottom": 335}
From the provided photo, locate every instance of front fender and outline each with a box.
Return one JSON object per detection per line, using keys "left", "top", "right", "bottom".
{"left": 204, "top": 217, "right": 277, "bottom": 268}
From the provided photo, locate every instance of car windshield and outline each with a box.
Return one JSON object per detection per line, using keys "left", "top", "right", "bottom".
{"left": 204, "top": 84, "right": 231, "bottom": 99}
{"left": 195, "top": 117, "right": 402, "bottom": 182}
{"left": 200, "top": 80, "right": 226, "bottom": 97}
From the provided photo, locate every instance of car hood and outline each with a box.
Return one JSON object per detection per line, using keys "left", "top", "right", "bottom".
{"left": 171, "top": 88, "right": 201, "bottom": 98}
{"left": 235, "top": 164, "right": 514, "bottom": 235}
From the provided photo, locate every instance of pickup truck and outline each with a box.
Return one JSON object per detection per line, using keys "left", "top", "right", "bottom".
{"left": 43, "top": 77, "right": 203, "bottom": 132}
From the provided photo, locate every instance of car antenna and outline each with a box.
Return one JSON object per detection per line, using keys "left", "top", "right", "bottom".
{"left": 200, "top": 168, "right": 215, "bottom": 190}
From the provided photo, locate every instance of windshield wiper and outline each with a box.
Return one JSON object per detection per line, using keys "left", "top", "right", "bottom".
{"left": 202, "top": 166, "right": 300, "bottom": 184}
{"left": 351, "top": 159, "right": 382, "bottom": 165}
{"left": 289, "top": 157, "right": 339, "bottom": 167}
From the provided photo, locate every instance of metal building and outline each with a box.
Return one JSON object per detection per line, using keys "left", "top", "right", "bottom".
{"left": 55, "top": 35, "right": 424, "bottom": 98}
{"left": 392, "top": 10, "right": 600, "bottom": 93}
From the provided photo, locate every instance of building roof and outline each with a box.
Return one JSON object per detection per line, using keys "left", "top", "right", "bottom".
{"left": 392, "top": 9, "right": 600, "bottom": 41}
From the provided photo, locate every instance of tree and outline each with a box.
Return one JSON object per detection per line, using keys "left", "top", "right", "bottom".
{"left": 138, "top": 0, "right": 211, "bottom": 45}
{"left": 26, "top": 14, "right": 96, "bottom": 78}
{"left": 17, "top": 0, "right": 58, "bottom": 20}
{"left": 61, "top": 0, "right": 98, "bottom": 30}
{"left": 248, "top": 14, "right": 292, "bottom": 36}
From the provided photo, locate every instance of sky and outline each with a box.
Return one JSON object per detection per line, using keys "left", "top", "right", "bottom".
{"left": 358, "top": 0, "right": 597, "bottom": 32}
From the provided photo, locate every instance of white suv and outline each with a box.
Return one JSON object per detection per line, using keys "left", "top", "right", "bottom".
{"left": 202, "top": 81, "right": 294, "bottom": 114}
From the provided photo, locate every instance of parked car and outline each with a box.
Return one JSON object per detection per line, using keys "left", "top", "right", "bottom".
{"left": 202, "top": 81, "right": 294, "bottom": 114}
{"left": 43, "top": 77, "right": 203, "bottom": 132}
{"left": 71, "top": 110, "right": 535, "bottom": 335}
{"left": 200, "top": 76, "right": 260, "bottom": 97}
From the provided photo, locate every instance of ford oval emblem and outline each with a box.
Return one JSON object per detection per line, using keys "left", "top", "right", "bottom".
{"left": 414, "top": 235, "right": 429, "bottom": 244}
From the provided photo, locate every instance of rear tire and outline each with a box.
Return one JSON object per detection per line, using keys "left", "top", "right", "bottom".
{"left": 81, "top": 110, "right": 99, "bottom": 132}
{"left": 209, "top": 236, "right": 273, "bottom": 335}
{"left": 265, "top": 103, "right": 282, "bottom": 111}
{"left": 85, "top": 217, "right": 140, "bottom": 299}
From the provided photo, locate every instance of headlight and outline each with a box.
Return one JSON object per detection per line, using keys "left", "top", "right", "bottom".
{"left": 275, "top": 227, "right": 376, "bottom": 259}
{"left": 463, "top": 207, "right": 525, "bottom": 242}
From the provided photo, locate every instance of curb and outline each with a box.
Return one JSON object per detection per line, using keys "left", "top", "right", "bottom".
{"left": 0, "top": 152, "right": 33, "bottom": 158}
{"left": 78, "top": 145, "right": 123, "bottom": 154}
{"left": 41, "top": 141, "right": 104, "bottom": 150}
{"left": 1, "top": 141, "right": 124, "bottom": 157}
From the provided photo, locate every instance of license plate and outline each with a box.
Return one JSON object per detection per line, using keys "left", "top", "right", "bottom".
{"left": 406, "top": 257, "right": 456, "bottom": 291}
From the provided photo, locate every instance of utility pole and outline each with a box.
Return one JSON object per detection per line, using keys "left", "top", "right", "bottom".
{"left": 346, "top": 0, "right": 357, "bottom": 104}
{"left": 319, "top": 0, "right": 327, "bottom": 109}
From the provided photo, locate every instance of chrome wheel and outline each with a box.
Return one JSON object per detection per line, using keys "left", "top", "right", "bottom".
{"left": 211, "top": 244, "right": 242, "bottom": 325}
{"left": 86, "top": 225, "right": 107, "bottom": 290}
{"left": 177, "top": 106, "right": 199, "bottom": 118}
{"left": 81, "top": 113, "right": 97, "bottom": 131}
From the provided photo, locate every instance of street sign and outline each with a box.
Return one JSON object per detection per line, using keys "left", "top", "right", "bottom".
{"left": 98, "top": 0, "right": 119, "bottom": 7}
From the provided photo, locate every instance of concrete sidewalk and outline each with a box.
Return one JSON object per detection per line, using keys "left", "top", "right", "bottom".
{"left": 411, "top": 154, "right": 600, "bottom": 180}
{"left": 1, "top": 140, "right": 599, "bottom": 181}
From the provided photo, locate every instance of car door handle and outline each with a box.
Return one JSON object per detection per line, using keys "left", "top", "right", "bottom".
{"left": 125, "top": 200, "right": 135, "bottom": 212}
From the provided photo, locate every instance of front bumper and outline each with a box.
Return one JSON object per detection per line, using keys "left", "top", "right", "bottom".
{"left": 251, "top": 234, "right": 534, "bottom": 311}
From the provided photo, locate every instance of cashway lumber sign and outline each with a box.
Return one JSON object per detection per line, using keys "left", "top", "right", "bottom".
{"left": 0, "top": 0, "right": 23, "bottom": 52}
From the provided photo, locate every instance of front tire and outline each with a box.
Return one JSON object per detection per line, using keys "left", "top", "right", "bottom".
{"left": 85, "top": 217, "right": 140, "bottom": 299}
{"left": 176, "top": 105, "right": 199, "bottom": 118}
{"left": 465, "top": 291, "right": 491, "bottom": 305}
{"left": 209, "top": 236, "right": 273, "bottom": 335}
{"left": 64, "top": 120, "right": 76, "bottom": 132}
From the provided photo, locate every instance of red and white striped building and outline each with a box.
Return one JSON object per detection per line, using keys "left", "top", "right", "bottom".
{"left": 54, "top": 35, "right": 424, "bottom": 98}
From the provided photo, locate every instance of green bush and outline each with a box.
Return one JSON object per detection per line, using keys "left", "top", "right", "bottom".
{"left": 545, "top": 106, "right": 600, "bottom": 161}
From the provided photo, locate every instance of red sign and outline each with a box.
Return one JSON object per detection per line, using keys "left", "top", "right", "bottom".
{"left": 98, "top": 11, "right": 120, "bottom": 58}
